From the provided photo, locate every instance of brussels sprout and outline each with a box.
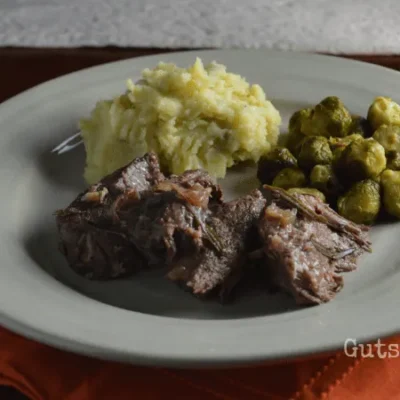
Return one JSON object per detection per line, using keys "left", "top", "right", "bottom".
{"left": 298, "top": 136, "right": 333, "bottom": 170}
{"left": 372, "top": 124, "right": 400, "bottom": 153}
{"left": 381, "top": 170, "right": 400, "bottom": 218}
{"left": 335, "top": 138, "right": 386, "bottom": 182}
{"left": 310, "top": 164, "right": 341, "bottom": 197}
{"left": 301, "top": 96, "right": 352, "bottom": 138}
{"left": 386, "top": 151, "right": 400, "bottom": 171}
{"left": 372, "top": 174, "right": 382, "bottom": 185}
{"left": 367, "top": 96, "right": 400, "bottom": 130}
{"left": 330, "top": 134, "right": 364, "bottom": 168}
{"left": 272, "top": 167, "right": 307, "bottom": 190}
{"left": 329, "top": 133, "right": 364, "bottom": 148}
{"left": 285, "top": 108, "right": 312, "bottom": 157}
{"left": 287, "top": 187, "right": 326, "bottom": 202}
{"left": 257, "top": 147, "right": 298, "bottom": 184}
{"left": 337, "top": 180, "right": 381, "bottom": 224}
{"left": 288, "top": 108, "right": 313, "bottom": 135}
{"left": 285, "top": 131, "right": 306, "bottom": 158}
{"left": 349, "top": 115, "right": 373, "bottom": 137}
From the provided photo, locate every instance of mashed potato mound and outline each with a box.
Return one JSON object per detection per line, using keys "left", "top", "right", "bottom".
{"left": 80, "top": 58, "right": 281, "bottom": 184}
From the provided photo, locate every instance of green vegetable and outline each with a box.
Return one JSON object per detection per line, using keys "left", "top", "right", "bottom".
{"left": 288, "top": 108, "right": 313, "bottom": 135}
{"left": 330, "top": 134, "right": 364, "bottom": 167}
{"left": 367, "top": 96, "right": 400, "bottom": 130}
{"left": 335, "top": 138, "right": 386, "bottom": 182}
{"left": 298, "top": 136, "right": 333, "bottom": 170}
{"left": 285, "top": 108, "right": 312, "bottom": 157}
{"left": 337, "top": 180, "right": 381, "bottom": 225}
{"left": 386, "top": 151, "right": 400, "bottom": 170}
{"left": 349, "top": 115, "right": 373, "bottom": 137}
{"left": 257, "top": 147, "right": 297, "bottom": 184}
{"left": 301, "top": 96, "right": 352, "bottom": 138}
{"left": 329, "top": 133, "right": 364, "bottom": 150}
{"left": 372, "top": 174, "right": 382, "bottom": 185}
{"left": 381, "top": 169, "right": 400, "bottom": 218}
{"left": 285, "top": 131, "right": 306, "bottom": 158}
{"left": 287, "top": 187, "right": 326, "bottom": 202}
{"left": 372, "top": 124, "right": 400, "bottom": 152}
{"left": 310, "top": 164, "right": 341, "bottom": 197}
{"left": 272, "top": 167, "right": 307, "bottom": 189}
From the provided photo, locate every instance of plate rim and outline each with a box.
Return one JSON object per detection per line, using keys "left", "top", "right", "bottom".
{"left": 1, "top": 48, "right": 400, "bottom": 367}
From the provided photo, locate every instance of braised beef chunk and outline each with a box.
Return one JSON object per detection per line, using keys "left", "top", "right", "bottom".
{"left": 167, "top": 190, "right": 266, "bottom": 297}
{"left": 55, "top": 151, "right": 372, "bottom": 305}
{"left": 55, "top": 153, "right": 164, "bottom": 279}
{"left": 57, "top": 220, "right": 140, "bottom": 279}
{"left": 101, "top": 151, "right": 164, "bottom": 196}
{"left": 258, "top": 186, "right": 371, "bottom": 305}
{"left": 115, "top": 177, "right": 220, "bottom": 266}
{"left": 56, "top": 153, "right": 223, "bottom": 279}
{"left": 169, "top": 169, "right": 223, "bottom": 204}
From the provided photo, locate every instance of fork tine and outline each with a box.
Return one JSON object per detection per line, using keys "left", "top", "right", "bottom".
{"left": 51, "top": 80, "right": 145, "bottom": 155}
{"left": 57, "top": 140, "right": 84, "bottom": 154}
{"left": 51, "top": 132, "right": 82, "bottom": 153}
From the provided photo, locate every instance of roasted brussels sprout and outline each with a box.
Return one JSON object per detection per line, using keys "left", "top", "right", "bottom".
{"left": 367, "top": 96, "right": 400, "bottom": 130}
{"left": 329, "top": 134, "right": 364, "bottom": 149}
{"left": 287, "top": 187, "right": 326, "bottom": 202}
{"left": 288, "top": 108, "right": 313, "bottom": 135}
{"left": 257, "top": 147, "right": 297, "bottom": 184}
{"left": 372, "top": 174, "right": 382, "bottom": 185}
{"left": 301, "top": 96, "right": 352, "bottom": 138}
{"left": 285, "top": 108, "right": 312, "bottom": 157}
{"left": 330, "top": 134, "right": 364, "bottom": 167}
{"left": 372, "top": 124, "right": 400, "bottom": 152}
{"left": 349, "top": 115, "right": 373, "bottom": 137}
{"left": 272, "top": 167, "right": 307, "bottom": 190}
{"left": 337, "top": 180, "right": 381, "bottom": 224}
{"left": 386, "top": 151, "right": 400, "bottom": 170}
{"left": 310, "top": 164, "right": 341, "bottom": 197}
{"left": 298, "top": 136, "right": 333, "bottom": 170}
{"left": 285, "top": 131, "right": 306, "bottom": 158}
{"left": 381, "top": 170, "right": 400, "bottom": 218}
{"left": 335, "top": 138, "right": 386, "bottom": 182}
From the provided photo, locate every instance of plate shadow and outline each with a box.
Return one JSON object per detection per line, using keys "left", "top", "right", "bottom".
{"left": 23, "top": 221, "right": 302, "bottom": 320}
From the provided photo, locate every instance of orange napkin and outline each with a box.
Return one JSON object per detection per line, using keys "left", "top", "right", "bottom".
{"left": 0, "top": 326, "right": 399, "bottom": 400}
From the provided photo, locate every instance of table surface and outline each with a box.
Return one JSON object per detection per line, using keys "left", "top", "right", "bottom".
{"left": 1, "top": 47, "right": 400, "bottom": 400}
{"left": 2, "top": 48, "right": 400, "bottom": 103}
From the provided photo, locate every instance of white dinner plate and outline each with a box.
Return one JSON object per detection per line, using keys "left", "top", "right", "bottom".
{"left": 0, "top": 49, "right": 399, "bottom": 367}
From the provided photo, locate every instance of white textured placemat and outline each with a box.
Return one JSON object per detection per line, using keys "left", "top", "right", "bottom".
{"left": 1, "top": 0, "right": 400, "bottom": 53}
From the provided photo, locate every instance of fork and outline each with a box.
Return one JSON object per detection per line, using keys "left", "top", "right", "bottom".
{"left": 51, "top": 79, "right": 147, "bottom": 155}
{"left": 51, "top": 131, "right": 83, "bottom": 154}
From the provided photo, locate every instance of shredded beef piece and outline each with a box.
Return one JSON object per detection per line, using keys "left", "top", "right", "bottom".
{"left": 55, "top": 154, "right": 372, "bottom": 306}
{"left": 167, "top": 190, "right": 266, "bottom": 297}
{"left": 56, "top": 153, "right": 164, "bottom": 279}
{"left": 258, "top": 186, "right": 371, "bottom": 305}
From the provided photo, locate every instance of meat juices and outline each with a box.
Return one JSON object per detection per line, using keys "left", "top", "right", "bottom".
{"left": 258, "top": 186, "right": 371, "bottom": 305}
